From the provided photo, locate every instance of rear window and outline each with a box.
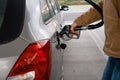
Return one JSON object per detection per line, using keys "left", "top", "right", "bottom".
{"left": 0, "top": 0, "right": 7, "bottom": 29}
{"left": 0, "top": 0, "right": 25, "bottom": 44}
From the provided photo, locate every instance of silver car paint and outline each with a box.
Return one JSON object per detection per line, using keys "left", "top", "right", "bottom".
{"left": 0, "top": 0, "right": 63, "bottom": 79}
{"left": 21, "top": 0, "right": 62, "bottom": 42}
{"left": 0, "top": 38, "right": 28, "bottom": 80}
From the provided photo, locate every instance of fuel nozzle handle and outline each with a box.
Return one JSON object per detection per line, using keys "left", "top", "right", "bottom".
{"left": 60, "top": 24, "right": 101, "bottom": 36}
{"left": 59, "top": 25, "right": 71, "bottom": 37}
{"left": 59, "top": 25, "right": 81, "bottom": 41}
{"left": 59, "top": 23, "right": 102, "bottom": 41}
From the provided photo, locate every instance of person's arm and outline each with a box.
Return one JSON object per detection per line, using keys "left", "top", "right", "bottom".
{"left": 71, "top": 1, "right": 103, "bottom": 35}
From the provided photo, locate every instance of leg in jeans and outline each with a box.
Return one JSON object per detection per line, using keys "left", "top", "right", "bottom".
{"left": 102, "top": 57, "right": 115, "bottom": 80}
{"left": 111, "top": 58, "right": 120, "bottom": 80}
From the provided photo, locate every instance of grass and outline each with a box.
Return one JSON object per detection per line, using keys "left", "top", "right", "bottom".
{"left": 58, "top": 0, "right": 100, "bottom": 5}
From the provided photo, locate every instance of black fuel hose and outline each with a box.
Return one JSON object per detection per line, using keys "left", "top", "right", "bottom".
{"left": 85, "top": 0, "right": 103, "bottom": 18}
{"left": 74, "top": 0, "right": 104, "bottom": 30}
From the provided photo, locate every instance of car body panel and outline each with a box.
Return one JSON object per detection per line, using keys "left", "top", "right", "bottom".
{"left": 50, "top": 33, "right": 63, "bottom": 80}
{"left": 21, "top": 0, "right": 62, "bottom": 42}
{"left": 0, "top": 0, "right": 64, "bottom": 79}
{"left": 0, "top": 38, "right": 28, "bottom": 79}
{"left": 0, "top": 56, "right": 18, "bottom": 79}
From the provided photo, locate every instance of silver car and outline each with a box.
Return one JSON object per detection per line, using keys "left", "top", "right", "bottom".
{"left": 0, "top": 0, "right": 68, "bottom": 80}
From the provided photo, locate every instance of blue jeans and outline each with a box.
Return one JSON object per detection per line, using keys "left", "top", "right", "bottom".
{"left": 102, "top": 57, "right": 120, "bottom": 80}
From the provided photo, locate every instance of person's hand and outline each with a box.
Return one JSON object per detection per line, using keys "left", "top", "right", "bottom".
{"left": 70, "top": 22, "right": 79, "bottom": 36}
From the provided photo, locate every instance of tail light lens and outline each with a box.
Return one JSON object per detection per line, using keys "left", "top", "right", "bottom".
{"left": 7, "top": 40, "right": 51, "bottom": 80}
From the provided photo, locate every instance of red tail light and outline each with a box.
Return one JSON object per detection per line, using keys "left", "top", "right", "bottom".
{"left": 7, "top": 40, "right": 51, "bottom": 80}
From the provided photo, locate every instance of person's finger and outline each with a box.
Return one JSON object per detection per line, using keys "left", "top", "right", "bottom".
{"left": 70, "top": 22, "right": 77, "bottom": 32}
{"left": 70, "top": 22, "right": 79, "bottom": 35}
{"left": 71, "top": 30, "right": 79, "bottom": 35}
